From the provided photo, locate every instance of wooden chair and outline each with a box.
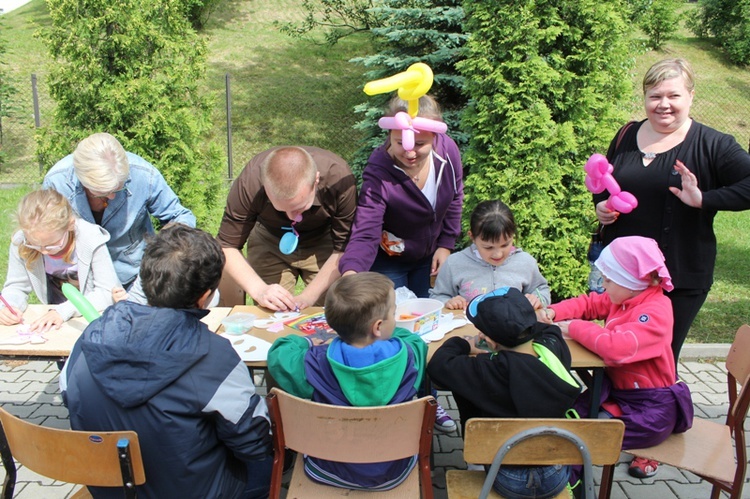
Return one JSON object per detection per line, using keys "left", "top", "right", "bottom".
{"left": 625, "top": 323, "right": 750, "bottom": 499}
{"left": 0, "top": 407, "right": 145, "bottom": 498}
{"left": 267, "top": 387, "right": 437, "bottom": 498}
{"left": 446, "top": 418, "right": 625, "bottom": 499}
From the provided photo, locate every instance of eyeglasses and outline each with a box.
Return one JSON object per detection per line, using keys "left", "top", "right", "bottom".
{"left": 22, "top": 232, "right": 69, "bottom": 252}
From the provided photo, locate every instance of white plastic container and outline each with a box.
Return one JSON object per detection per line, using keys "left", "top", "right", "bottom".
{"left": 395, "top": 298, "right": 443, "bottom": 336}
{"left": 221, "top": 313, "right": 256, "bottom": 335}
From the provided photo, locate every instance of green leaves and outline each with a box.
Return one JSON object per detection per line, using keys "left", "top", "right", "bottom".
{"left": 460, "top": 0, "right": 632, "bottom": 299}
{"left": 36, "top": 0, "right": 222, "bottom": 228}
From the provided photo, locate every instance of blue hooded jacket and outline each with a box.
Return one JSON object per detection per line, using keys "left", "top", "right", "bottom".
{"left": 60, "top": 302, "right": 271, "bottom": 498}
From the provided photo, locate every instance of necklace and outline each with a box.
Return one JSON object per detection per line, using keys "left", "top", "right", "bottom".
{"left": 642, "top": 151, "right": 658, "bottom": 160}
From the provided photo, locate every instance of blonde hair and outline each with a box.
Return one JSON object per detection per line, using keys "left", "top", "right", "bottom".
{"left": 260, "top": 147, "right": 317, "bottom": 199}
{"left": 643, "top": 58, "right": 696, "bottom": 94}
{"left": 386, "top": 94, "right": 443, "bottom": 121}
{"left": 16, "top": 189, "right": 76, "bottom": 268}
{"left": 72, "top": 132, "right": 130, "bottom": 193}
{"left": 325, "top": 272, "right": 393, "bottom": 343}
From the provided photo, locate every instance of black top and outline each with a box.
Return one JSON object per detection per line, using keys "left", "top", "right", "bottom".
{"left": 596, "top": 120, "right": 750, "bottom": 290}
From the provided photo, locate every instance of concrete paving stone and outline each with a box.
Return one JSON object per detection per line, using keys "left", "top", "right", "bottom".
{"left": 666, "top": 480, "right": 718, "bottom": 499}
{"left": 700, "top": 390, "right": 730, "bottom": 405}
{"left": 0, "top": 391, "right": 35, "bottom": 404}
{"left": 695, "top": 403, "right": 727, "bottom": 420}
{"left": 15, "top": 464, "right": 58, "bottom": 485}
{"left": 29, "top": 403, "right": 69, "bottom": 419}
{"left": 687, "top": 380, "right": 713, "bottom": 393}
{"left": 619, "top": 480, "right": 679, "bottom": 498}
{"left": 15, "top": 481, "right": 77, "bottom": 499}
{"left": 0, "top": 369, "right": 25, "bottom": 381}
{"left": 19, "top": 380, "right": 57, "bottom": 394}
{"left": 2, "top": 404, "right": 39, "bottom": 418}
{"left": 38, "top": 417, "right": 70, "bottom": 430}
{"left": 16, "top": 370, "right": 57, "bottom": 384}
{"left": 0, "top": 379, "right": 31, "bottom": 393}
{"left": 434, "top": 433, "right": 464, "bottom": 453}
{"left": 434, "top": 449, "right": 466, "bottom": 468}
{"left": 704, "top": 380, "right": 727, "bottom": 393}
{"left": 681, "top": 361, "right": 723, "bottom": 373}
{"left": 12, "top": 361, "right": 51, "bottom": 373}
{"left": 678, "top": 371, "right": 699, "bottom": 384}
{"left": 29, "top": 392, "right": 63, "bottom": 404}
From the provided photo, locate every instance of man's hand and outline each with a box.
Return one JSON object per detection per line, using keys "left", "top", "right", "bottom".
{"left": 254, "top": 283, "right": 298, "bottom": 311}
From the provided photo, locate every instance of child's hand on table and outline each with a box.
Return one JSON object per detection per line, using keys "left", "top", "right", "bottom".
{"left": 0, "top": 306, "right": 22, "bottom": 326}
{"left": 29, "top": 310, "right": 64, "bottom": 333}
{"left": 445, "top": 296, "right": 467, "bottom": 310}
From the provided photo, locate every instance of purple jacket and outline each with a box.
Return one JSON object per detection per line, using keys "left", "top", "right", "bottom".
{"left": 339, "top": 133, "right": 464, "bottom": 273}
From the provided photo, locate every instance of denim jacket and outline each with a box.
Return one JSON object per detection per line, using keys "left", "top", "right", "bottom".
{"left": 43, "top": 152, "right": 196, "bottom": 286}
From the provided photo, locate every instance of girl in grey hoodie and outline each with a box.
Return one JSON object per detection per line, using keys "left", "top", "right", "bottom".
{"left": 430, "top": 200, "right": 550, "bottom": 310}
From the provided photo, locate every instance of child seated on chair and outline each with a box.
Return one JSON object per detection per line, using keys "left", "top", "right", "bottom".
{"left": 60, "top": 225, "right": 273, "bottom": 499}
{"left": 267, "top": 272, "right": 427, "bottom": 491}
{"left": 427, "top": 287, "right": 581, "bottom": 499}
{"left": 539, "top": 236, "right": 693, "bottom": 480}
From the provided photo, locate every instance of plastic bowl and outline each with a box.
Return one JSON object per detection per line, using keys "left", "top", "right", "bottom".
{"left": 395, "top": 298, "right": 443, "bottom": 336}
{"left": 221, "top": 313, "right": 256, "bottom": 335}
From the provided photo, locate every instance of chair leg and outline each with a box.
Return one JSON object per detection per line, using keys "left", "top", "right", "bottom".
{"left": 0, "top": 423, "right": 16, "bottom": 499}
{"left": 598, "top": 465, "right": 615, "bottom": 499}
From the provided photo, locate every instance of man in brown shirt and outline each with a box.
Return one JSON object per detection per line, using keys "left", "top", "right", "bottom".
{"left": 217, "top": 146, "right": 357, "bottom": 311}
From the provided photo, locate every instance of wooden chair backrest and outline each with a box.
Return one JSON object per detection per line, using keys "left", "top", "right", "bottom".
{"left": 727, "top": 325, "right": 750, "bottom": 419}
{"left": 0, "top": 407, "right": 146, "bottom": 487}
{"left": 463, "top": 418, "right": 625, "bottom": 466}
{"left": 268, "top": 387, "right": 434, "bottom": 463}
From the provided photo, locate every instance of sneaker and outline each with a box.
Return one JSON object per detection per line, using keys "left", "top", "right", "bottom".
{"left": 434, "top": 403, "right": 457, "bottom": 433}
{"left": 628, "top": 456, "right": 659, "bottom": 478}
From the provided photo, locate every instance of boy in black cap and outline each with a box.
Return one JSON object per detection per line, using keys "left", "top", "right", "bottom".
{"left": 427, "top": 287, "right": 580, "bottom": 499}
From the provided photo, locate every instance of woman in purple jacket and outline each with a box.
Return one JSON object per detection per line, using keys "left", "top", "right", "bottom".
{"left": 339, "top": 95, "right": 464, "bottom": 298}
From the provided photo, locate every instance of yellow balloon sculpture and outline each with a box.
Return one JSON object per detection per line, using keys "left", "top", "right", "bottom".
{"left": 363, "top": 63, "right": 434, "bottom": 117}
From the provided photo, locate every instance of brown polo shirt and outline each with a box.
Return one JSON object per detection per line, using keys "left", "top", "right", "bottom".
{"left": 217, "top": 146, "right": 357, "bottom": 253}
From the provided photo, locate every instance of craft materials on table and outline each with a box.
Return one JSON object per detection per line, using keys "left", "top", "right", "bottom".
{"left": 285, "top": 312, "right": 337, "bottom": 343}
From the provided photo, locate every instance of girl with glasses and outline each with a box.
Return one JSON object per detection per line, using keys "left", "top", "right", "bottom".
{"left": 0, "top": 189, "right": 120, "bottom": 332}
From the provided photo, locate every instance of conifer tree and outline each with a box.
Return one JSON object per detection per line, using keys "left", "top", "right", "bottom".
{"left": 350, "top": 0, "right": 467, "bottom": 176}
{"left": 37, "top": 0, "right": 222, "bottom": 226}
{"left": 459, "top": 0, "right": 632, "bottom": 298}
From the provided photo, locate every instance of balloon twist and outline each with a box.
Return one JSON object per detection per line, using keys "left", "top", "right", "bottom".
{"left": 364, "top": 62, "right": 434, "bottom": 117}
{"left": 584, "top": 154, "right": 638, "bottom": 214}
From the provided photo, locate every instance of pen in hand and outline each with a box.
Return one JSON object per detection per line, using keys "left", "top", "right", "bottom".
{"left": 0, "top": 295, "right": 23, "bottom": 324}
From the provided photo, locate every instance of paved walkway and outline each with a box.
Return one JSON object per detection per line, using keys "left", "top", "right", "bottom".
{"left": 0, "top": 358, "right": 747, "bottom": 498}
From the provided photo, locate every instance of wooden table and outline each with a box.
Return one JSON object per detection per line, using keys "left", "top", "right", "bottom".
{"left": 0, "top": 305, "right": 231, "bottom": 360}
{"left": 225, "top": 305, "right": 606, "bottom": 417}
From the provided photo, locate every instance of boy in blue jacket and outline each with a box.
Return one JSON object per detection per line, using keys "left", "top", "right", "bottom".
{"left": 61, "top": 225, "right": 272, "bottom": 499}
{"left": 267, "top": 272, "right": 427, "bottom": 491}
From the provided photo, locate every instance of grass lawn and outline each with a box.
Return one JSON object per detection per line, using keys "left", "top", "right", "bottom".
{"left": 0, "top": 0, "right": 748, "bottom": 343}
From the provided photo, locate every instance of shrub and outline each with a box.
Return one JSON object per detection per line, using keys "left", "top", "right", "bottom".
{"left": 640, "top": 0, "right": 683, "bottom": 50}
{"left": 458, "top": 0, "right": 633, "bottom": 299}
{"left": 688, "top": 0, "right": 750, "bottom": 65}
{"left": 36, "top": 0, "right": 223, "bottom": 227}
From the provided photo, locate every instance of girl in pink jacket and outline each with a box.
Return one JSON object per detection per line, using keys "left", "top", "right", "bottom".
{"left": 539, "top": 236, "right": 693, "bottom": 480}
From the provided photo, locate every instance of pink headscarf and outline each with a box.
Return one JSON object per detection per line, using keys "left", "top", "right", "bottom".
{"left": 595, "top": 236, "right": 673, "bottom": 292}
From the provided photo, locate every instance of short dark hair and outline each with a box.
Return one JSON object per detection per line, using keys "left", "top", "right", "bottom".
{"left": 325, "top": 272, "right": 393, "bottom": 343}
{"left": 470, "top": 200, "right": 516, "bottom": 243}
{"left": 140, "top": 225, "right": 225, "bottom": 309}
